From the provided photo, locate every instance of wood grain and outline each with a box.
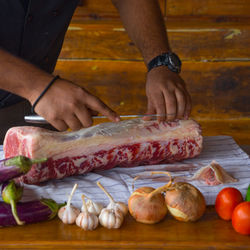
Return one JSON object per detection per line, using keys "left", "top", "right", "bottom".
{"left": 0, "top": 207, "right": 249, "bottom": 249}
{"left": 54, "top": 60, "right": 250, "bottom": 119}
{"left": 59, "top": 18, "right": 250, "bottom": 61}
{"left": 73, "top": 0, "right": 165, "bottom": 19}
{"left": 73, "top": 0, "right": 250, "bottom": 19}
{"left": 165, "top": 0, "right": 250, "bottom": 17}
{"left": 199, "top": 119, "right": 250, "bottom": 145}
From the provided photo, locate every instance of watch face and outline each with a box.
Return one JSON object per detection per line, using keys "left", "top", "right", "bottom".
{"left": 147, "top": 52, "right": 182, "bottom": 73}
{"left": 169, "top": 53, "right": 181, "bottom": 71}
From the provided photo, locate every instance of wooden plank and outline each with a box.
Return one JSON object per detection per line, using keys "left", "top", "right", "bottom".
{"left": 166, "top": 0, "right": 250, "bottom": 17}
{"left": 59, "top": 19, "right": 250, "bottom": 61}
{"left": 73, "top": 0, "right": 250, "bottom": 19}
{"left": 54, "top": 60, "right": 250, "bottom": 120}
{"left": 73, "top": 0, "right": 165, "bottom": 19}
{"left": 0, "top": 207, "right": 250, "bottom": 249}
{"left": 200, "top": 119, "right": 250, "bottom": 145}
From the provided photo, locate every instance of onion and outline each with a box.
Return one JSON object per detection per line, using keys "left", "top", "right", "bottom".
{"left": 128, "top": 172, "right": 171, "bottom": 224}
{"left": 165, "top": 182, "right": 206, "bottom": 222}
{"left": 128, "top": 186, "right": 167, "bottom": 224}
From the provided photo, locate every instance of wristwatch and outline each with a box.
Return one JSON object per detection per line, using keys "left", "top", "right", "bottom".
{"left": 147, "top": 52, "right": 182, "bottom": 73}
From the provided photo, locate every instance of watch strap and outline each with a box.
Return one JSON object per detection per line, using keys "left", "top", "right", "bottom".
{"left": 147, "top": 52, "right": 181, "bottom": 73}
{"left": 147, "top": 54, "right": 169, "bottom": 72}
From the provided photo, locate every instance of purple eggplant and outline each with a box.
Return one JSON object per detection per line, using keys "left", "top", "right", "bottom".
{"left": 1, "top": 180, "right": 24, "bottom": 225}
{"left": 0, "top": 156, "right": 47, "bottom": 183}
{"left": 0, "top": 198, "right": 63, "bottom": 227}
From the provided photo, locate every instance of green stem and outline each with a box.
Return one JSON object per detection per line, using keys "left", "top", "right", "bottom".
{"left": 10, "top": 200, "right": 24, "bottom": 226}
{"left": 246, "top": 184, "right": 250, "bottom": 202}
{"left": 40, "top": 198, "right": 64, "bottom": 220}
{"left": 5, "top": 156, "right": 47, "bottom": 173}
{"left": 30, "top": 158, "right": 48, "bottom": 164}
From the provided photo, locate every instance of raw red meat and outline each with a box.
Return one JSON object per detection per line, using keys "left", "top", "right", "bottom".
{"left": 192, "top": 160, "right": 238, "bottom": 185}
{"left": 3, "top": 119, "right": 202, "bottom": 184}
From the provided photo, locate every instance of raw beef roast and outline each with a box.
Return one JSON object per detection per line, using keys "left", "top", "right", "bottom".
{"left": 3, "top": 119, "right": 202, "bottom": 184}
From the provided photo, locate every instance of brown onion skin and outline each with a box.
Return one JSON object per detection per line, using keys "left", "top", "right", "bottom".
{"left": 165, "top": 182, "right": 206, "bottom": 222}
{"left": 128, "top": 187, "right": 167, "bottom": 224}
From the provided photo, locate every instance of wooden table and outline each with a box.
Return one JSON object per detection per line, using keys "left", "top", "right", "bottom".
{"left": 0, "top": 206, "right": 249, "bottom": 249}
{"left": 0, "top": 148, "right": 249, "bottom": 250}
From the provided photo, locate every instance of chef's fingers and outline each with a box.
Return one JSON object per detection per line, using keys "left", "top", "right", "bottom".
{"left": 65, "top": 115, "right": 83, "bottom": 131}
{"left": 50, "top": 119, "right": 68, "bottom": 131}
{"left": 143, "top": 100, "right": 156, "bottom": 121}
{"left": 86, "top": 95, "right": 120, "bottom": 122}
{"left": 163, "top": 91, "right": 177, "bottom": 121}
{"left": 90, "top": 109, "right": 99, "bottom": 116}
{"left": 175, "top": 88, "right": 187, "bottom": 119}
{"left": 75, "top": 106, "right": 93, "bottom": 128}
{"left": 154, "top": 93, "right": 166, "bottom": 122}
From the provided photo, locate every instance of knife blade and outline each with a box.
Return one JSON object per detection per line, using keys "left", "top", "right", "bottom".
{"left": 24, "top": 114, "right": 164, "bottom": 124}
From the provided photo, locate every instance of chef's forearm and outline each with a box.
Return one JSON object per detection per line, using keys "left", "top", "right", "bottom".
{"left": 0, "top": 48, "right": 53, "bottom": 103}
{"left": 112, "top": 0, "right": 170, "bottom": 64}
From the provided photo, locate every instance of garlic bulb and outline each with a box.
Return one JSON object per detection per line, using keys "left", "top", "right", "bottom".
{"left": 58, "top": 183, "right": 80, "bottom": 224}
{"left": 97, "top": 181, "right": 128, "bottom": 216}
{"left": 85, "top": 199, "right": 103, "bottom": 216}
{"left": 107, "top": 201, "right": 128, "bottom": 216}
{"left": 99, "top": 207, "right": 124, "bottom": 229}
{"left": 58, "top": 206, "right": 80, "bottom": 224}
{"left": 76, "top": 195, "right": 99, "bottom": 230}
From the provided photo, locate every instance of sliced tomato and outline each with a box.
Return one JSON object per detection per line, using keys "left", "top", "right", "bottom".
{"left": 232, "top": 201, "right": 250, "bottom": 235}
{"left": 215, "top": 187, "right": 243, "bottom": 220}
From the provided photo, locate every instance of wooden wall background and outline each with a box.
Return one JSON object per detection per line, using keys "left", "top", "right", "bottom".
{"left": 55, "top": 0, "right": 250, "bottom": 144}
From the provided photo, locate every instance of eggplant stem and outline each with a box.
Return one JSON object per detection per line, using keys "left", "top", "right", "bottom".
{"left": 66, "top": 183, "right": 78, "bottom": 210}
{"left": 10, "top": 200, "right": 25, "bottom": 226}
{"left": 97, "top": 181, "right": 115, "bottom": 204}
{"left": 81, "top": 195, "right": 88, "bottom": 213}
{"left": 30, "top": 158, "right": 47, "bottom": 164}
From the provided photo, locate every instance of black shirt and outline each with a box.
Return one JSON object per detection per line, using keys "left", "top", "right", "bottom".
{"left": 0, "top": 0, "right": 79, "bottom": 108}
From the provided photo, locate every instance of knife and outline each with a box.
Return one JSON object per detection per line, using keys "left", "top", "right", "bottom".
{"left": 24, "top": 114, "right": 164, "bottom": 124}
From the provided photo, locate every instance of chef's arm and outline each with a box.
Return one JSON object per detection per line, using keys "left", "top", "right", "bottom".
{"left": 111, "top": 0, "right": 170, "bottom": 64}
{"left": 0, "top": 48, "right": 52, "bottom": 101}
{"left": 0, "top": 48, "right": 119, "bottom": 129}
{"left": 112, "top": 0, "right": 192, "bottom": 120}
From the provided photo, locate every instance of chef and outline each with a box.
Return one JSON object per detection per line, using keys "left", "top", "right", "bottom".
{"left": 0, "top": 0, "right": 191, "bottom": 143}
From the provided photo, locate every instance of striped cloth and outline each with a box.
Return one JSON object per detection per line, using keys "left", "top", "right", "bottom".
{"left": 0, "top": 136, "right": 249, "bottom": 206}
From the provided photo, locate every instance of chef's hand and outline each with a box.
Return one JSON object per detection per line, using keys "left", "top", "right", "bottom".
{"left": 145, "top": 66, "right": 192, "bottom": 121}
{"left": 31, "top": 78, "right": 120, "bottom": 131}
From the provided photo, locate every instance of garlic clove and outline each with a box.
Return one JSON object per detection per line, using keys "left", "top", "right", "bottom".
{"left": 76, "top": 212, "right": 99, "bottom": 230}
{"left": 99, "top": 208, "right": 124, "bottom": 229}
{"left": 96, "top": 181, "right": 128, "bottom": 216}
{"left": 107, "top": 201, "right": 128, "bottom": 216}
{"left": 58, "top": 205, "right": 80, "bottom": 224}
{"left": 58, "top": 183, "right": 80, "bottom": 224}
{"left": 85, "top": 200, "right": 103, "bottom": 216}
